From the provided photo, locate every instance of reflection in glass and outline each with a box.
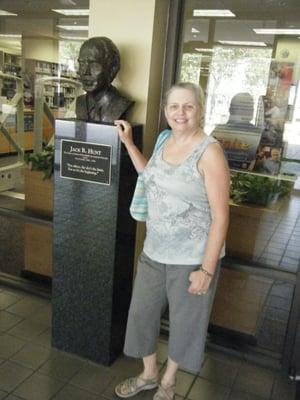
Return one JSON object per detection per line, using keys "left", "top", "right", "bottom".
{"left": 0, "top": 2, "right": 89, "bottom": 284}
{"left": 205, "top": 46, "right": 272, "bottom": 134}
{"left": 176, "top": 0, "right": 300, "bottom": 360}
{"left": 212, "top": 92, "right": 263, "bottom": 171}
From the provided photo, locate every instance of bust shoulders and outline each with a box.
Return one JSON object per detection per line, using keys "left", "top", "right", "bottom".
{"left": 100, "top": 86, "right": 134, "bottom": 122}
{"left": 75, "top": 85, "right": 134, "bottom": 123}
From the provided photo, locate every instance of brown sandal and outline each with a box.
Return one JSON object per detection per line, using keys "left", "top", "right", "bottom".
{"left": 115, "top": 375, "right": 158, "bottom": 398}
{"left": 153, "top": 384, "right": 176, "bottom": 400}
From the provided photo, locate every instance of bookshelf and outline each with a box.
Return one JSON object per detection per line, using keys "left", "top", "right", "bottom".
{"left": 0, "top": 51, "right": 22, "bottom": 99}
{"left": 24, "top": 58, "right": 78, "bottom": 109}
{"left": 0, "top": 51, "right": 21, "bottom": 76}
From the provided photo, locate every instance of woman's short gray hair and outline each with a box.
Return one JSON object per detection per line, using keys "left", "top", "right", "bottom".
{"left": 163, "top": 82, "right": 205, "bottom": 109}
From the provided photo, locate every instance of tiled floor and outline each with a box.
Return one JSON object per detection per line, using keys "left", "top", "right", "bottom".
{"left": 228, "top": 190, "right": 300, "bottom": 274}
{"left": 0, "top": 284, "right": 297, "bottom": 400}
{"left": 257, "top": 280, "right": 294, "bottom": 353}
{"left": 221, "top": 190, "right": 300, "bottom": 358}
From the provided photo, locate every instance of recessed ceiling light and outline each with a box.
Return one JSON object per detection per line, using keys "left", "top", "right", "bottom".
{"left": 52, "top": 9, "right": 89, "bottom": 16}
{"left": 0, "top": 34, "right": 21, "bottom": 38}
{"left": 57, "top": 25, "right": 89, "bottom": 31}
{"left": 254, "top": 28, "right": 300, "bottom": 35}
{"left": 219, "top": 40, "right": 267, "bottom": 46}
{"left": 195, "top": 48, "right": 214, "bottom": 52}
{"left": 191, "top": 27, "right": 200, "bottom": 33}
{"left": 193, "top": 9, "right": 235, "bottom": 17}
{"left": 60, "top": 35, "right": 87, "bottom": 41}
{"left": 0, "top": 9, "right": 17, "bottom": 16}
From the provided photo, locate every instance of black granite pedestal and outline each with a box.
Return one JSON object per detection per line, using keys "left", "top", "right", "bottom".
{"left": 52, "top": 120, "right": 142, "bottom": 365}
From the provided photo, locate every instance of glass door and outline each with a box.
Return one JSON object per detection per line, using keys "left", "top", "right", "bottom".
{"left": 174, "top": 0, "right": 300, "bottom": 368}
{"left": 0, "top": 1, "right": 88, "bottom": 286}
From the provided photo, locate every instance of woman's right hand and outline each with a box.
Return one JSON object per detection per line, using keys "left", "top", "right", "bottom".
{"left": 115, "top": 120, "right": 147, "bottom": 173}
{"left": 114, "top": 120, "right": 133, "bottom": 147}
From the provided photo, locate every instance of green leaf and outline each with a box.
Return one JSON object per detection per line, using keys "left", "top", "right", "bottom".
{"left": 24, "top": 144, "right": 54, "bottom": 179}
{"left": 230, "top": 171, "right": 292, "bottom": 206}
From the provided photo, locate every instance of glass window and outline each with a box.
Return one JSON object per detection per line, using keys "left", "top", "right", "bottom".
{"left": 0, "top": 1, "right": 89, "bottom": 283}
{"left": 175, "top": 0, "right": 300, "bottom": 362}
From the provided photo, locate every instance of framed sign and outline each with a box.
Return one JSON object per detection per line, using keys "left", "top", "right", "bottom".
{"left": 60, "top": 139, "right": 112, "bottom": 185}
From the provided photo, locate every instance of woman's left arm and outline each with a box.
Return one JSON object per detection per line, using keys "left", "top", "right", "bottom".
{"left": 188, "top": 142, "right": 230, "bottom": 295}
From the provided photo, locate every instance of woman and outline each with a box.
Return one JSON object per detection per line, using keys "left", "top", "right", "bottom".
{"left": 114, "top": 82, "right": 229, "bottom": 400}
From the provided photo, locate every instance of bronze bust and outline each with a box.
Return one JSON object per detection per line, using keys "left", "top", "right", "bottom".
{"left": 76, "top": 37, "right": 134, "bottom": 123}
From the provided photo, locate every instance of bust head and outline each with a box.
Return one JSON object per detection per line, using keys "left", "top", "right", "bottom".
{"left": 76, "top": 37, "right": 134, "bottom": 123}
{"left": 229, "top": 92, "right": 254, "bottom": 122}
{"left": 77, "top": 37, "right": 120, "bottom": 94}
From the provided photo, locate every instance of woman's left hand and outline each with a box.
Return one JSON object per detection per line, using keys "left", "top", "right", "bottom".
{"left": 188, "top": 270, "right": 212, "bottom": 295}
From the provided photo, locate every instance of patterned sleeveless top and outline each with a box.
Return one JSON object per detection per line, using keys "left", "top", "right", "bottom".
{"left": 142, "top": 133, "right": 225, "bottom": 265}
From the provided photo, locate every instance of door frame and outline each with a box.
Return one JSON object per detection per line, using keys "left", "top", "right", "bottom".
{"left": 283, "top": 261, "right": 300, "bottom": 374}
{"left": 158, "top": 0, "right": 184, "bottom": 131}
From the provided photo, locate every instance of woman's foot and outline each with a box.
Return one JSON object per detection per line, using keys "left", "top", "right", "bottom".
{"left": 153, "top": 381, "right": 176, "bottom": 400}
{"left": 115, "top": 375, "right": 158, "bottom": 398}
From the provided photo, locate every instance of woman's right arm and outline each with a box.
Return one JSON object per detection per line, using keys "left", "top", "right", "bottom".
{"left": 114, "top": 120, "right": 148, "bottom": 173}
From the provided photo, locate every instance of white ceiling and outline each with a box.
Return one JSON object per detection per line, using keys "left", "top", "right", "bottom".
{"left": 182, "top": 0, "right": 300, "bottom": 52}
{"left": 0, "top": 0, "right": 89, "bottom": 18}
{"left": 0, "top": 0, "right": 89, "bottom": 51}
{"left": 186, "top": 0, "right": 300, "bottom": 20}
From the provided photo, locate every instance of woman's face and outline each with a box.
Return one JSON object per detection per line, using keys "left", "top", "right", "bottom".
{"left": 164, "top": 88, "right": 202, "bottom": 133}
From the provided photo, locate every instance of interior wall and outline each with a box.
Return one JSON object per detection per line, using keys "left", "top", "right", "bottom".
{"left": 22, "top": 38, "right": 59, "bottom": 63}
{"left": 89, "top": 0, "right": 169, "bottom": 263}
{"left": 0, "top": 46, "right": 21, "bottom": 55}
{"left": 276, "top": 38, "right": 300, "bottom": 63}
{"left": 4, "top": 17, "right": 59, "bottom": 63}
{"left": 275, "top": 38, "right": 300, "bottom": 83}
{"left": 3, "top": 18, "right": 55, "bottom": 37}
{"left": 89, "top": 0, "right": 169, "bottom": 154}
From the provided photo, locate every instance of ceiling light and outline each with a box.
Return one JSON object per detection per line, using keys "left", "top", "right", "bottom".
{"left": 57, "top": 25, "right": 89, "bottom": 31}
{"left": 52, "top": 9, "right": 89, "bottom": 16}
{"left": 254, "top": 28, "right": 300, "bottom": 35}
{"left": 219, "top": 40, "right": 267, "bottom": 47}
{"left": 195, "top": 48, "right": 214, "bottom": 52}
{"left": 60, "top": 35, "right": 87, "bottom": 41}
{"left": 0, "top": 9, "right": 17, "bottom": 16}
{"left": 0, "top": 34, "right": 21, "bottom": 38}
{"left": 193, "top": 9, "right": 235, "bottom": 17}
{"left": 191, "top": 27, "right": 200, "bottom": 33}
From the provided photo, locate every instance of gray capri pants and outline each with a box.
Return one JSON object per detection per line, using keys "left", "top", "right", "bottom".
{"left": 124, "top": 252, "right": 220, "bottom": 373}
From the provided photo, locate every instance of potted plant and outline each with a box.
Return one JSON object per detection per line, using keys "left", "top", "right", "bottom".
{"left": 23, "top": 144, "right": 54, "bottom": 277}
{"left": 24, "top": 144, "right": 54, "bottom": 217}
{"left": 24, "top": 144, "right": 54, "bottom": 179}
{"left": 227, "top": 171, "right": 293, "bottom": 259}
{"left": 230, "top": 171, "right": 292, "bottom": 207}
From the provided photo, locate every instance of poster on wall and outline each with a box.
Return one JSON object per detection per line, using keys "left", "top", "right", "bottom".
{"left": 260, "top": 61, "right": 293, "bottom": 147}
{"left": 253, "top": 61, "right": 294, "bottom": 174}
{"left": 254, "top": 145, "right": 282, "bottom": 176}
{"left": 213, "top": 127, "right": 262, "bottom": 171}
